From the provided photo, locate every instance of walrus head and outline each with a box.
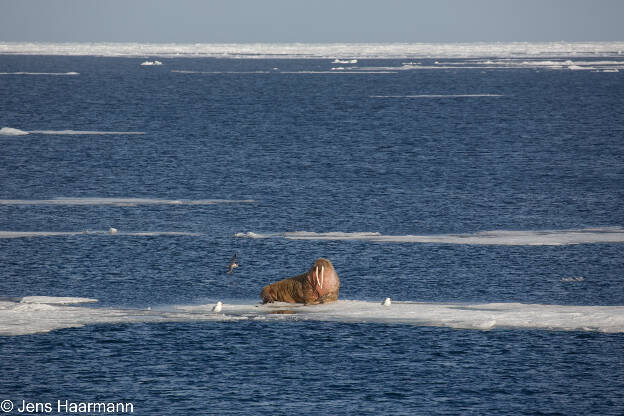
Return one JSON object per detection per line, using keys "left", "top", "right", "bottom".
{"left": 305, "top": 258, "right": 340, "bottom": 300}
{"left": 260, "top": 285, "right": 277, "bottom": 304}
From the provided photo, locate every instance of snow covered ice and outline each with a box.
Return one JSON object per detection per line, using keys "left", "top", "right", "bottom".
{"left": 2, "top": 41, "right": 624, "bottom": 59}
{"left": 3, "top": 297, "right": 624, "bottom": 336}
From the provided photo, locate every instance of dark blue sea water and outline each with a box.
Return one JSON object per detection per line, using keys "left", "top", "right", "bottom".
{"left": 1, "top": 54, "right": 624, "bottom": 415}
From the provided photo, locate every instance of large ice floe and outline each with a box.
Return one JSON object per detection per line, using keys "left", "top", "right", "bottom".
{"left": 2, "top": 297, "right": 624, "bottom": 336}
{"left": 235, "top": 228, "right": 624, "bottom": 246}
{"left": 0, "top": 297, "right": 192, "bottom": 336}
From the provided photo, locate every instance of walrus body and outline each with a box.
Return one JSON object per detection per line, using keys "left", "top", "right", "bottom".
{"left": 260, "top": 258, "right": 340, "bottom": 305}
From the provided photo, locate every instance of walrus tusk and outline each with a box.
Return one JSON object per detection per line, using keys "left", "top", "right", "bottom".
{"left": 315, "top": 266, "right": 320, "bottom": 287}
{"left": 320, "top": 266, "right": 324, "bottom": 288}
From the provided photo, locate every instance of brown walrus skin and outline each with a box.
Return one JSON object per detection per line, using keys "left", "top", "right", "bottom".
{"left": 260, "top": 258, "right": 340, "bottom": 305}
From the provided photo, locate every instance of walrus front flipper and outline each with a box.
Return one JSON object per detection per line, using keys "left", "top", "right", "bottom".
{"left": 260, "top": 286, "right": 275, "bottom": 304}
{"left": 317, "top": 292, "right": 339, "bottom": 304}
{"left": 260, "top": 258, "right": 340, "bottom": 305}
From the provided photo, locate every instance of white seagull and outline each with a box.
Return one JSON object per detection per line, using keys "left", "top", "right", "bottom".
{"left": 382, "top": 297, "right": 392, "bottom": 307}
{"left": 212, "top": 301, "right": 223, "bottom": 313}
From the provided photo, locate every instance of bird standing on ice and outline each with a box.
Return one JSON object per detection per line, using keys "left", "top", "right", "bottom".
{"left": 109, "top": 227, "right": 118, "bottom": 234}
{"left": 382, "top": 297, "right": 392, "bottom": 306}
{"left": 212, "top": 301, "right": 223, "bottom": 313}
{"left": 227, "top": 252, "right": 239, "bottom": 274}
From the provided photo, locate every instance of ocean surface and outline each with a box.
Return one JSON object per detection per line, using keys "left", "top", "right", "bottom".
{"left": 1, "top": 42, "right": 624, "bottom": 415}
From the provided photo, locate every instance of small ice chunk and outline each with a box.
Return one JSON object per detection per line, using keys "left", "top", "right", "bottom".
{"left": 561, "top": 276, "right": 585, "bottom": 282}
{"left": 0, "top": 127, "right": 29, "bottom": 136}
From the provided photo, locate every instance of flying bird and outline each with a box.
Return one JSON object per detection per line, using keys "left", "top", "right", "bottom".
{"left": 227, "top": 252, "right": 239, "bottom": 274}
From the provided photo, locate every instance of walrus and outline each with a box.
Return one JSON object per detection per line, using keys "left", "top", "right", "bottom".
{"left": 260, "top": 258, "right": 340, "bottom": 305}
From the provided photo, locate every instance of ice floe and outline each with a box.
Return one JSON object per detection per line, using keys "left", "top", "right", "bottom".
{"left": 0, "top": 231, "right": 202, "bottom": 239}
{"left": 28, "top": 129, "right": 145, "bottom": 135}
{"left": 0, "top": 127, "right": 29, "bottom": 136}
{"left": 0, "top": 71, "right": 79, "bottom": 75}
{"left": 342, "top": 59, "right": 624, "bottom": 72}
{"left": 1, "top": 127, "right": 144, "bottom": 136}
{"left": 235, "top": 228, "right": 624, "bottom": 246}
{"left": 172, "top": 69, "right": 396, "bottom": 74}
{"left": 20, "top": 296, "right": 98, "bottom": 304}
{"left": 2, "top": 41, "right": 624, "bottom": 59}
{"left": 0, "top": 197, "right": 256, "bottom": 206}
{"left": 2, "top": 297, "right": 624, "bottom": 336}
{"left": 370, "top": 94, "right": 504, "bottom": 98}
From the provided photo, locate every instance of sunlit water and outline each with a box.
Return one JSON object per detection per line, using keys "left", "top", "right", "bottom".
{"left": 1, "top": 47, "right": 623, "bottom": 414}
